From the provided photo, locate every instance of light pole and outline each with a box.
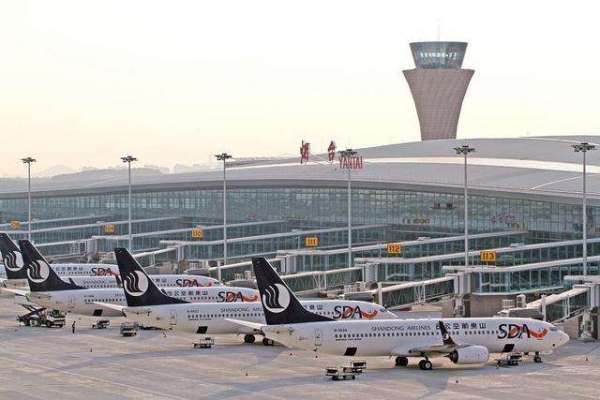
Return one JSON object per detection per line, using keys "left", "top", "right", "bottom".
{"left": 121, "top": 155, "right": 137, "bottom": 251}
{"left": 454, "top": 145, "right": 475, "bottom": 268}
{"left": 21, "top": 157, "right": 36, "bottom": 241}
{"left": 340, "top": 149, "right": 357, "bottom": 268}
{"left": 215, "top": 152, "right": 232, "bottom": 281}
{"left": 572, "top": 142, "right": 596, "bottom": 276}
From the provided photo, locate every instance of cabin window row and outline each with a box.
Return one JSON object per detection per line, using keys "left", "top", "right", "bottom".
{"left": 188, "top": 312, "right": 264, "bottom": 318}
{"left": 334, "top": 331, "right": 440, "bottom": 339}
{"left": 333, "top": 330, "right": 501, "bottom": 339}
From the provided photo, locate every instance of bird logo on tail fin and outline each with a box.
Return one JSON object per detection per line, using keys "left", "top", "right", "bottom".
{"left": 262, "top": 283, "right": 291, "bottom": 313}
{"left": 123, "top": 271, "right": 149, "bottom": 297}
{"left": 27, "top": 259, "right": 50, "bottom": 283}
{"left": 3, "top": 251, "right": 24, "bottom": 272}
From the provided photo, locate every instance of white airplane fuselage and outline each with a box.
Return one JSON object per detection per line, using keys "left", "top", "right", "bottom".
{"left": 1, "top": 262, "right": 220, "bottom": 288}
{"left": 6, "top": 273, "right": 219, "bottom": 290}
{"left": 261, "top": 317, "right": 569, "bottom": 357}
{"left": 124, "top": 301, "right": 396, "bottom": 334}
{"left": 29, "top": 286, "right": 259, "bottom": 317}
{"left": 0, "top": 264, "right": 120, "bottom": 288}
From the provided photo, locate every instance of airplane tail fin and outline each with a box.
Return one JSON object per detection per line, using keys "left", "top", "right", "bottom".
{"left": 0, "top": 233, "right": 26, "bottom": 279}
{"left": 114, "top": 248, "right": 187, "bottom": 307}
{"left": 438, "top": 320, "right": 457, "bottom": 346}
{"left": 252, "top": 257, "right": 332, "bottom": 325}
{"left": 18, "top": 240, "right": 84, "bottom": 292}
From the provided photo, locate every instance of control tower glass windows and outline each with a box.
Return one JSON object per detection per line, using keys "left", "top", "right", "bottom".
{"left": 410, "top": 42, "right": 467, "bottom": 69}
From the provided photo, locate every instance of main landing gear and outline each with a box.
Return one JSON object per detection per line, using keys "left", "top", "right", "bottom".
{"left": 394, "top": 356, "right": 432, "bottom": 370}
{"left": 533, "top": 352, "right": 543, "bottom": 364}
{"left": 243, "top": 334, "right": 275, "bottom": 346}
{"left": 418, "top": 358, "right": 433, "bottom": 371}
{"left": 395, "top": 356, "right": 409, "bottom": 367}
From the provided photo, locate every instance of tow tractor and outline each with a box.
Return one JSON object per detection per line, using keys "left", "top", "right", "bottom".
{"left": 16, "top": 305, "right": 66, "bottom": 328}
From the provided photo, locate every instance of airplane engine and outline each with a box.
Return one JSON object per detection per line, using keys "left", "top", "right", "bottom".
{"left": 448, "top": 345, "right": 489, "bottom": 364}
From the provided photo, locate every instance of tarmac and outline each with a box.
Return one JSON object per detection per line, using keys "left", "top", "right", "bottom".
{"left": 0, "top": 296, "right": 599, "bottom": 400}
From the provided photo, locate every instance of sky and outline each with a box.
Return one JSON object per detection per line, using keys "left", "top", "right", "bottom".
{"left": 2, "top": 0, "right": 600, "bottom": 176}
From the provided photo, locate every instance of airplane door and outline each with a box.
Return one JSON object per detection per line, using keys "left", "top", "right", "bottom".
{"left": 169, "top": 310, "right": 177, "bottom": 328}
{"left": 314, "top": 328, "right": 322, "bottom": 347}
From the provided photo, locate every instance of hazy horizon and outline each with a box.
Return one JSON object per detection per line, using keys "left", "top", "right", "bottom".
{"left": 3, "top": 0, "right": 600, "bottom": 176}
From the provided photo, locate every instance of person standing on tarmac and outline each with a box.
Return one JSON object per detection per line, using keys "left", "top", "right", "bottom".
{"left": 71, "top": 321, "right": 76, "bottom": 334}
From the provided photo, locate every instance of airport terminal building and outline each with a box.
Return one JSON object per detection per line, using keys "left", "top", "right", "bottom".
{"left": 2, "top": 135, "right": 600, "bottom": 325}
{"left": 0, "top": 136, "right": 597, "bottom": 242}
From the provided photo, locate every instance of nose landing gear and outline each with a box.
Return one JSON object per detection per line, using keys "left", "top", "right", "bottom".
{"left": 533, "top": 352, "right": 542, "bottom": 363}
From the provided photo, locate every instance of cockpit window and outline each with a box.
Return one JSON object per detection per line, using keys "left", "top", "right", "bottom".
{"left": 549, "top": 327, "right": 558, "bottom": 332}
{"left": 379, "top": 307, "right": 387, "bottom": 312}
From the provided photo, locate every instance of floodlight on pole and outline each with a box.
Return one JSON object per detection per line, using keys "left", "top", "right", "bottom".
{"left": 339, "top": 148, "right": 358, "bottom": 268}
{"left": 453, "top": 145, "right": 475, "bottom": 268}
{"left": 572, "top": 142, "right": 596, "bottom": 277}
{"left": 121, "top": 155, "right": 138, "bottom": 251}
{"left": 21, "top": 157, "right": 36, "bottom": 241}
{"left": 215, "top": 152, "right": 233, "bottom": 282}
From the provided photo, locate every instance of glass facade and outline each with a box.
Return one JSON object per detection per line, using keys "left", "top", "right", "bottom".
{"left": 0, "top": 186, "right": 595, "bottom": 240}
{"left": 3, "top": 217, "right": 187, "bottom": 244}
{"left": 94, "top": 220, "right": 288, "bottom": 253}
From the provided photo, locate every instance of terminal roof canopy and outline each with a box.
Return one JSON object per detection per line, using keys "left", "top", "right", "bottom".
{"left": 1, "top": 136, "right": 600, "bottom": 203}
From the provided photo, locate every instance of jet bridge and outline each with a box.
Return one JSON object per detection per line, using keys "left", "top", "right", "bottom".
{"left": 281, "top": 267, "right": 363, "bottom": 294}
{"left": 495, "top": 275, "right": 600, "bottom": 328}
{"left": 344, "top": 275, "right": 458, "bottom": 310}
{"left": 206, "top": 261, "right": 363, "bottom": 293}
{"left": 499, "top": 285, "right": 591, "bottom": 324}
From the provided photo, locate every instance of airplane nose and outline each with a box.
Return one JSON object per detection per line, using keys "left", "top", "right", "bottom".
{"left": 560, "top": 331, "right": 570, "bottom": 346}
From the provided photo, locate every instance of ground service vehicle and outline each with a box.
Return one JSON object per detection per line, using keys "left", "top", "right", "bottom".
{"left": 120, "top": 322, "right": 139, "bottom": 337}
{"left": 17, "top": 306, "right": 66, "bottom": 328}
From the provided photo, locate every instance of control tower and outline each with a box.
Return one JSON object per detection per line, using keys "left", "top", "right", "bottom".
{"left": 403, "top": 42, "right": 474, "bottom": 141}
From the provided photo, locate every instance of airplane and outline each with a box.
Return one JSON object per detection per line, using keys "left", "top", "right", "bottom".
{"left": 0, "top": 233, "right": 119, "bottom": 287}
{"left": 95, "top": 248, "right": 397, "bottom": 345}
{"left": 227, "top": 258, "right": 570, "bottom": 370}
{"left": 0, "top": 236, "right": 219, "bottom": 289}
{"left": 7, "top": 247, "right": 260, "bottom": 318}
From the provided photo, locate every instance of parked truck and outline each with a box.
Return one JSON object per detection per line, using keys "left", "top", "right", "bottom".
{"left": 17, "top": 306, "right": 66, "bottom": 328}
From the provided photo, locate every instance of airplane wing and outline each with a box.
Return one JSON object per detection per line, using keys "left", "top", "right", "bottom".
{"left": 0, "top": 287, "right": 29, "bottom": 296}
{"left": 93, "top": 302, "right": 126, "bottom": 315}
{"left": 225, "top": 318, "right": 265, "bottom": 332}
{"left": 392, "top": 321, "right": 463, "bottom": 357}
{"left": 93, "top": 303, "right": 154, "bottom": 316}
{"left": 395, "top": 344, "right": 458, "bottom": 357}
